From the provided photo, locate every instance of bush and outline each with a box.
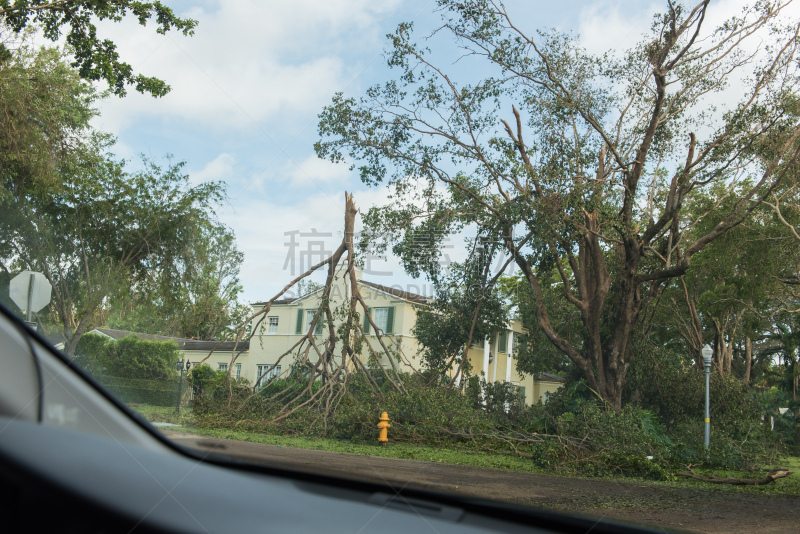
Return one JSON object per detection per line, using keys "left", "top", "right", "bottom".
{"left": 187, "top": 363, "right": 227, "bottom": 396}
{"left": 73, "top": 333, "right": 113, "bottom": 374}
{"left": 625, "top": 347, "right": 784, "bottom": 470}
{"left": 75, "top": 333, "right": 183, "bottom": 407}
{"left": 193, "top": 372, "right": 675, "bottom": 479}
{"left": 97, "top": 374, "right": 180, "bottom": 406}
{"left": 105, "top": 336, "right": 180, "bottom": 380}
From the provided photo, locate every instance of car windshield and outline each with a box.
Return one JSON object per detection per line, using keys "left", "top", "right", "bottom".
{"left": 2, "top": 1, "right": 800, "bottom": 532}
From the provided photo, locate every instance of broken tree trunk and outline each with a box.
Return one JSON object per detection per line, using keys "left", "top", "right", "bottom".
{"left": 675, "top": 468, "right": 792, "bottom": 486}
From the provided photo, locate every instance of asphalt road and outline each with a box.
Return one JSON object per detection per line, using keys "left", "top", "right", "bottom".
{"left": 161, "top": 430, "right": 800, "bottom": 534}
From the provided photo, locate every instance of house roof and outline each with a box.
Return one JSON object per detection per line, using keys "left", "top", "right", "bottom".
{"left": 180, "top": 340, "right": 249, "bottom": 352}
{"left": 534, "top": 372, "right": 565, "bottom": 383}
{"left": 360, "top": 280, "right": 429, "bottom": 304}
{"left": 253, "top": 279, "right": 430, "bottom": 306}
{"left": 90, "top": 327, "right": 194, "bottom": 343}
{"left": 252, "top": 297, "right": 298, "bottom": 306}
{"left": 87, "top": 328, "right": 248, "bottom": 352}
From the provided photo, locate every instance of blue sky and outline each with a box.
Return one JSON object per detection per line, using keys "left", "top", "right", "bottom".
{"left": 83, "top": 0, "right": 773, "bottom": 304}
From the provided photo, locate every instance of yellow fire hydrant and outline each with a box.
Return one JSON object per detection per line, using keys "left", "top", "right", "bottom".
{"left": 377, "top": 411, "right": 391, "bottom": 446}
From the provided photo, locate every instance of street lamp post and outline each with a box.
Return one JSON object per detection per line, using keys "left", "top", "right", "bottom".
{"left": 702, "top": 344, "right": 713, "bottom": 450}
{"left": 175, "top": 359, "right": 190, "bottom": 414}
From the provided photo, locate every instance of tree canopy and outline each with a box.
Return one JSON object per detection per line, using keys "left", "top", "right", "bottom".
{"left": 106, "top": 221, "right": 249, "bottom": 341}
{"left": 0, "top": 37, "right": 97, "bottom": 198}
{"left": 0, "top": 42, "right": 238, "bottom": 355}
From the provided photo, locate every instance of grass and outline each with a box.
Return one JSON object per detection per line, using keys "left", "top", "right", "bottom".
{"left": 127, "top": 403, "right": 547, "bottom": 472}
{"left": 128, "top": 403, "right": 800, "bottom": 496}
{"left": 183, "top": 426, "right": 549, "bottom": 472}
{"left": 128, "top": 402, "right": 196, "bottom": 427}
{"left": 699, "top": 456, "right": 800, "bottom": 495}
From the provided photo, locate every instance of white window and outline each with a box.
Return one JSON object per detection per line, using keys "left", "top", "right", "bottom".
{"left": 373, "top": 307, "right": 388, "bottom": 333}
{"left": 236, "top": 363, "right": 241, "bottom": 379}
{"left": 218, "top": 362, "right": 228, "bottom": 372}
{"left": 305, "top": 309, "right": 323, "bottom": 335}
{"left": 268, "top": 316, "right": 279, "bottom": 334}
{"left": 256, "top": 364, "right": 281, "bottom": 388}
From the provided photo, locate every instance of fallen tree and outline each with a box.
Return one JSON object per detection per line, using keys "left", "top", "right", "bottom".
{"left": 188, "top": 193, "right": 417, "bottom": 423}
{"left": 675, "top": 467, "right": 792, "bottom": 485}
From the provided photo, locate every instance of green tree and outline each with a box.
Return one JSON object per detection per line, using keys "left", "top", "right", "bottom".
{"left": 107, "top": 222, "right": 248, "bottom": 341}
{"left": 0, "top": 0, "right": 197, "bottom": 96}
{"left": 0, "top": 37, "right": 98, "bottom": 201}
{"left": 2, "top": 148, "right": 226, "bottom": 356}
{"left": 413, "top": 251, "right": 507, "bottom": 380}
{"left": 316, "top": 1, "right": 800, "bottom": 409}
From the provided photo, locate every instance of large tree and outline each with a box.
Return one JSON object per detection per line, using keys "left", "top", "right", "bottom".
{"left": 316, "top": 0, "right": 800, "bottom": 408}
{"left": 0, "top": 36, "right": 97, "bottom": 200}
{"left": 0, "top": 39, "right": 236, "bottom": 354}
{"left": 106, "top": 222, "right": 248, "bottom": 341}
{"left": 2, "top": 149, "right": 225, "bottom": 356}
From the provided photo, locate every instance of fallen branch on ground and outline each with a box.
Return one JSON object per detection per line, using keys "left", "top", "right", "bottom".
{"left": 675, "top": 467, "right": 792, "bottom": 485}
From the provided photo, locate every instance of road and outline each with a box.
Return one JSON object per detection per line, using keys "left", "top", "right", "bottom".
{"left": 162, "top": 430, "right": 800, "bottom": 533}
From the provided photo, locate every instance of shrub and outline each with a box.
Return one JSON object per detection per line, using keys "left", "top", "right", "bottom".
{"left": 73, "top": 333, "right": 113, "bottom": 374}
{"left": 75, "top": 334, "right": 183, "bottom": 407}
{"left": 105, "top": 336, "right": 180, "bottom": 380}
{"left": 625, "top": 348, "right": 784, "bottom": 470}
{"left": 99, "top": 375, "right": 180, "bottom": 406}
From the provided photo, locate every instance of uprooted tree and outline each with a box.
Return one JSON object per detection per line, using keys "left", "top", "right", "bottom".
{"left": 315, "top": 0, "right": 800, "bottom": 409}
{"left": 188, "top": 193, "right": 418, "bottom": 423}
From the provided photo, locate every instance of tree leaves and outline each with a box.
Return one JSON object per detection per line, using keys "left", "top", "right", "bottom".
{"left": 0, "top": 0, "right": 197, "bottom": 96}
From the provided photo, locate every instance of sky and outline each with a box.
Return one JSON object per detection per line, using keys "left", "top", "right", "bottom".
{"left": 80, "top": 0, "right": 791, "bottom": 304}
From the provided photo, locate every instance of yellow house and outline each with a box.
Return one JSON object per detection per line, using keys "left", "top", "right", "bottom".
{"left": 246, "top": 267, "right": 564, "bottom": 405}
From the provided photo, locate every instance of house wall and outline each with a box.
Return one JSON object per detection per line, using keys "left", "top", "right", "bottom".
{"left": 458, "top": 325, "right": 540, "bottom": 405}
{"left": 182, "top": 350, "right": 250, "bottom": 380}
{"left": 248, "top": 275, "right": 425, "bottom": 384}
{"left": 245, "top": 270, "right": 555, "bottom": 406}
{"left": 531, "top": 380, "right": 563, "bottom": 405}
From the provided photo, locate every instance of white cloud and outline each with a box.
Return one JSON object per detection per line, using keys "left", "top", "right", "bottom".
{"left": 189, "top": 153, "right": 237, "bottom": 185}
{"left": 91, "top": 0, "right": 401, "bottom": 135}
{"left": 577, "top": 1, "right": 659, "bottom": 55}
{"left": 287, "top": 155, "right": 350, "bottom": 186}
{"left": 189, "top": 152, "right": 236, "bottom": 184}
{"left": 222, "top": 192, "right": 352, "bottom": 303}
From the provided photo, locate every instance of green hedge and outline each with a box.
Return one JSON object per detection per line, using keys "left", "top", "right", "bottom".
{"left": 75, "top": 333, "right": 180, "bottom": 380}
{"left": 95, "top": 374, "right": 181, "bottom": 406}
